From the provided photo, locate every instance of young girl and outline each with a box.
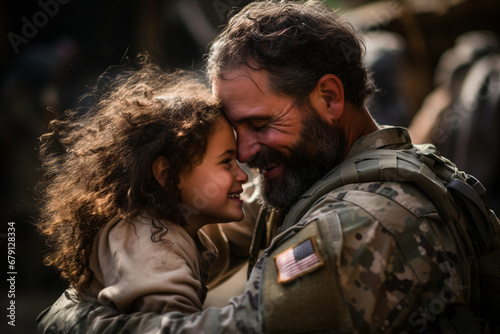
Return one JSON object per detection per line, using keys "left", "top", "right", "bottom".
{"left": 37, "top": 59, "right": 249, "bottom": 314}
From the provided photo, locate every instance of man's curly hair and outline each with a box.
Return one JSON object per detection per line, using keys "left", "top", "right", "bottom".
{"left": 37, "top": 57, "right": 222, "bottom": 289}
{"left": 207, "top": 0, "right": 375, "bottom": 107}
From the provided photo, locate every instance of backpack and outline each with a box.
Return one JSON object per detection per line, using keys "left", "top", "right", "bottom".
{"left": 272, "top": 143, "right": 500, "bottom": 332}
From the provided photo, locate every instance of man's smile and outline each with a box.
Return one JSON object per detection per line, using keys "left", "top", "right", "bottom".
{"left": 262, "top": 163, "right": 283, "bottom": 179}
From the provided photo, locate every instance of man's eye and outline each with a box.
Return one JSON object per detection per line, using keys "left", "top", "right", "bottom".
{"left": 252, "top": 120, "right": 269, "bottom": 130}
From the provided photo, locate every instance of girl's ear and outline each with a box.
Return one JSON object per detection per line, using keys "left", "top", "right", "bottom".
{"left": 152, "top": 156, "right": 170, "bottom": 188}
{"left": 308, "top": 73, "right": 345, "bottom": 122}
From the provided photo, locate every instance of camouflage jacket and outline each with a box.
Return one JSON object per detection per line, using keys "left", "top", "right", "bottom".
{"left": 36, "top": 127, "right": 479, "bottom": 334}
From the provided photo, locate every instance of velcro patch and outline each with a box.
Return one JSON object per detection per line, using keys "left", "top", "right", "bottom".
{"left": 274, "top": 237, "right": 324, "bottom": 284}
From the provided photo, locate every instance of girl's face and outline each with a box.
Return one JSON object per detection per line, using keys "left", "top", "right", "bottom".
{"left": 178, "top": 116, "right": 248, "bottom": 235}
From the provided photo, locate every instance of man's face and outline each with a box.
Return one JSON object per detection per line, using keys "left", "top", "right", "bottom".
{"left": 213, "top": 68, "right": 346, "bottom": 211}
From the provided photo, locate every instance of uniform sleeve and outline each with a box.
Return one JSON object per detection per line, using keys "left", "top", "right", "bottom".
{"left": 36, "top": 261, "right": 264, "bottom": 334}
{"left": 303, "top": 182, "right": 468, "bottom": 332}
{"left": 86, "top": 262, "right": 263, "bottom": 334}
{"left": 95, "top": 218, "right": 204, "bottom": 314}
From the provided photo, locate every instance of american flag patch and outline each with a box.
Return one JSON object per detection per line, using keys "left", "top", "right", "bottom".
{"left": 274, "top": 237, "right": 324, "bottom": 284}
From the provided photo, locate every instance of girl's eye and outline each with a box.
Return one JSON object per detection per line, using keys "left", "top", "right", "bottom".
{"left": 222, "top": 158, "right": 232, "bottom": 168}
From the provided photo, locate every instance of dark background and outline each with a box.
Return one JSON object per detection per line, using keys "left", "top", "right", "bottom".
{"left": 1, "top": 0, "right": 499, "bottom": 333}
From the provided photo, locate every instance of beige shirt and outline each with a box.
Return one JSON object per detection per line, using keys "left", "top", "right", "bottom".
{"left": 82, "top": 214, "right": 216, "bottom": 314}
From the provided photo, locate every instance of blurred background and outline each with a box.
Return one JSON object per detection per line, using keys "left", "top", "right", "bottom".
{"left": 1, "top": 0, "right": 499, "bottom": 332}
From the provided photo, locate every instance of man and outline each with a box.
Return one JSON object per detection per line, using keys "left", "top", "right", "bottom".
{"left": 36, "top": 1, "right": 495, "bottom": 333}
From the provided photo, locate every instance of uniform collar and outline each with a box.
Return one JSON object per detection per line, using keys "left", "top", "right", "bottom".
{"left": 345, "top": 126, "right": 413, "bottom": 159}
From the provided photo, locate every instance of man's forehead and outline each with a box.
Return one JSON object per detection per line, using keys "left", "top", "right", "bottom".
{"left": 212, "top": 68, "right": 269, "bottom": 100}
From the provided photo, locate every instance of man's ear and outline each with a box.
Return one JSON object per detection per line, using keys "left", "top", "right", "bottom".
{"left": 152, "top": 156, "right": 169, "bottom": 188}
{"left": 308, "top": 73, "right": 345, "bottom": 122}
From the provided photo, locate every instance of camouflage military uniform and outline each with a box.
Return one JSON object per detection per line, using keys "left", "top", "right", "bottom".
{"left": 36, "top": 127, "right": 473, "bottom": 333}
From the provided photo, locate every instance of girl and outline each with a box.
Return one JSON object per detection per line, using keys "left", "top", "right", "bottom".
{"left": 37, "top": 59, "right": 249, "bottom": 314}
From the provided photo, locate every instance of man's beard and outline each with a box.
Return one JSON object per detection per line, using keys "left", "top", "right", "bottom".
{"left": 249, "top": 109, "right": 347, "bottom": 212}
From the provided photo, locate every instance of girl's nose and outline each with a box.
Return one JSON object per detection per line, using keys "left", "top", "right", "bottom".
{"left": 235, "top": 165, "right": 248, "bottom": 184}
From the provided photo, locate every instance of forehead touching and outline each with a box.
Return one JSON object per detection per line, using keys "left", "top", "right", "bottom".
{"left": 202, "top": 118, "right": 236, "bottom": 165}
{"left": 213, "top": 68, "right": 266, "bottom": 100}
{"left": 207, "top": 116, "right": 236, "bottom": 148}
{"left": 212, "top": 68, "right": 282, "bottom": 123}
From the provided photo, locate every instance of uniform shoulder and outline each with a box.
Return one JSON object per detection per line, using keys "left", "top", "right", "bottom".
{"left": 302, "top": 181, "right": 439, "bottom": 230}
{"left": 326, "top": 181, "right": 438, "bottom": 217}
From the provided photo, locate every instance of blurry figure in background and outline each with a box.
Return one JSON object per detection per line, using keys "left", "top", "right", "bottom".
{"left": 363, "top": 30, "right": 412, "bottom": 127}
{"left": 409, "top": 31, "right": 500, "bottom": 213}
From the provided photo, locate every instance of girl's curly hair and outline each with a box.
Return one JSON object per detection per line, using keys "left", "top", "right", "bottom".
{"left": 37, "top": 57, "right": 222, "bottom": 289}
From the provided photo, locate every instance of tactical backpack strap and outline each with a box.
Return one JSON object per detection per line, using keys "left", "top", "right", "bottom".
{"left": 282, "top": 146, "right": 456, "bottom": 231}
{"left": 447, "top": 176, "right": 494, "bottom": 254}
{"left": 450, "top": 173, "right": 500, "bottom": 332}
{"left": 282, "top": 145, "right": 499, "bottom": 253}
{"left": 418, "top": 147, "right": 500, "bottom": 333}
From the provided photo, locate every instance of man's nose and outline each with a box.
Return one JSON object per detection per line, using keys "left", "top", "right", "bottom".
{"left": 237, "top": 132, "right": 261, "bottom": 163}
